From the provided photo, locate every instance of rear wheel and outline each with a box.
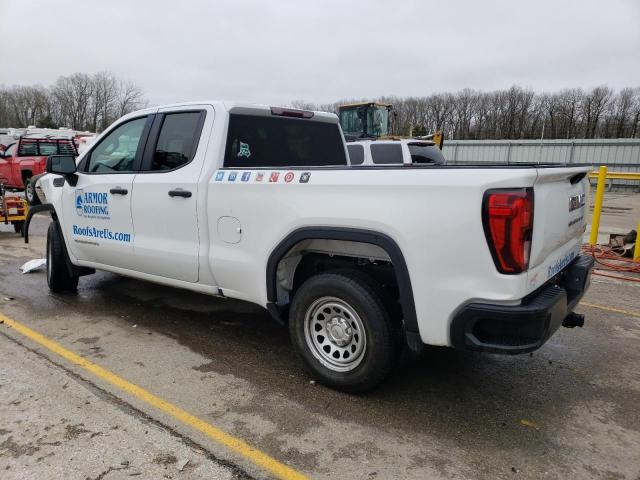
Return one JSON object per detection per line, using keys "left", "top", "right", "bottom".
{"left": 289, "top": 271, "right": 395, "bottom": 393}
{"left": 25, "top": 177, "right": 41, "bottom": 206}
{"left": 47, "top": 222, "right": 78, "bottom": 293}
{"left": 13, "top": 221, "right": 24, "bottom": 234}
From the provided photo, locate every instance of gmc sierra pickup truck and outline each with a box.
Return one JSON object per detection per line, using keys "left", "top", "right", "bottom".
{"left": 33, "top": 102, "right": 594, "bottom": 392}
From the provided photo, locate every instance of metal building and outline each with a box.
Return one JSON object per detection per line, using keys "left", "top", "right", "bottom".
{"left": 443, "top": 139, "right": 640, "bottom": 188}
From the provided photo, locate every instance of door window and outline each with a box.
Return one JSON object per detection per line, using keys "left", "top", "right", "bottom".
{"left": 148, "top": 112, "right": 203, "bottom": 171}
{"left": 85, "top": 117, "right": 147, "bottom": 173}
{"left": 347, "top": 144, "right": 365, "bottom": 165}
{"left": 370, "top": 144, "right": 403, "bottom": 164}
{"left": 3, "top": 143, "right": 16, "bottom": 157}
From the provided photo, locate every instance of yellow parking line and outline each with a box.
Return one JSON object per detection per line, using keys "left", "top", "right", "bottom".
{"left": 0, "top": 314, "right": 309, "bottom": 480}
{"left": 580, "top": 302, "right": 640, "bottom": 318}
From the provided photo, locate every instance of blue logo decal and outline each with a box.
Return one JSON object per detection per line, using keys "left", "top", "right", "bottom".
{"left": 74, "top": 190, "right": 110, "bottom": 219}
{"left": 228, "top": 172, "right": 238, "bottom": 181}
{"left": 241, "top": 172, "right": 251, "bottom": 182}
{"left": 75, "top": 192, "right": 83, "bottom": 216}
{"left": 215, "top": 171, "right": 225, "bottom": 182}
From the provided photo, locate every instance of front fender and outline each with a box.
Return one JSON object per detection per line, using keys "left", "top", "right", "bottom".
{"left": 24, "top": 204, "right": 94, "bottom": 278}
{"left": 23, "top": 203, "right": 54, "bottom": 244}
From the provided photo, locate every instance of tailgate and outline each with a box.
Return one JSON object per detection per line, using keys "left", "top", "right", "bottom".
{"left": 528, "top": 166, "right": 592, "bottom": 281}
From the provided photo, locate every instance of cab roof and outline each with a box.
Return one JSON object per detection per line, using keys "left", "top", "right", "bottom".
{"left": 120, "top": 101, "right": 339, "bottom": 124}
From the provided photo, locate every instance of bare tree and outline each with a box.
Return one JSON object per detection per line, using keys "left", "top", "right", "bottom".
{"left": 51, "top": 73, "right": 94, "bottom": 129}
{"left": 115, "top": 80, "right": 147, "bottom": 118}
{"left": 581, "top": 86, "right": 612, "bottom": 138}
{"left": 1, "top": 72, "right": 147, "bottom": 132}
{"left": 89, "top": 71, "right": 119, "bottom": 132}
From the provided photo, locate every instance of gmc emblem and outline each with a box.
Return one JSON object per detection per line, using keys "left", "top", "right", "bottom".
{"left": 569, "top": 193, "right": 585, "bottom": 212}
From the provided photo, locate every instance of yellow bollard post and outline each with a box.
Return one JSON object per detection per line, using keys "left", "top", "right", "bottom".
{"left": 589, "top": 166, "right": 607, "bottom": 246}
{"left": 634, "top": 222, "right": 640, "bottom": 262}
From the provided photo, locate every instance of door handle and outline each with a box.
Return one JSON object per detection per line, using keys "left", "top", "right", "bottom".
{"left": 109, "top": 187, "right": 128, "bottom": 195}
{"left": 168, "top": 189, "right": 192, "bottom": 198}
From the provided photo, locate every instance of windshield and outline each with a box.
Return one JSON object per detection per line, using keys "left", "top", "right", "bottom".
{"left": 366, "top": 107, "right": 389, "bottom": 137}
{"left": 338, "top": 109, "right": 364, "bottom": 135}
{"left": 339, "top": 106, "right": 390, "bottom": 137}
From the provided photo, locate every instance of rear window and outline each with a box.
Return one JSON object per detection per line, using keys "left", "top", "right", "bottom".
{"left": 224, "top": 114, "right": 347, "bottom": 168}
{"left": 370, "top": 143, "right": 403, "bottom": 164}
{"left": 347, "top": 144, "right": 364, "bottom": 165}
{"left": 408, "top": 143, "right": 445, "bottom": 165}
{"left": 17, "top": 139, "right": 77, "bottom": 157}
{"left": 18, "top": 141, "right": 38, "bottom": 156}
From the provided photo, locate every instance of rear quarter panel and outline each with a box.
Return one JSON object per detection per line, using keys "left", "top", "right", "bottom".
{"left": 204, "top": 166, "right": 540, "bottom": 346}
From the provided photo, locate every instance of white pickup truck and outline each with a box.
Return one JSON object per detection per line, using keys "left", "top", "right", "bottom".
{"left": 31, "top": 101, "right": 594, "bottom": 392}
{"left": 346, "top": 139, "right": 446, "bottom": 166}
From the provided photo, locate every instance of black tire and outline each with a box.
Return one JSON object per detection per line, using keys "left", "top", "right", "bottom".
{"left": 46, "top": 222, "right": 78, "bottom": 293}
{"left": 289, "top": 271, "right": 395, "bottom": 393}
{"left": 13, "top": 221, "right": 24, "bottom": 234}
{"left": 25, "top": 177, "right": 41, "bottom": 206}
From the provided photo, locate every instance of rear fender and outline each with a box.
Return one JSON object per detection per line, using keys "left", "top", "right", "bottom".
{"left": 266, "top": 227, "right": 422, "bottom": 354}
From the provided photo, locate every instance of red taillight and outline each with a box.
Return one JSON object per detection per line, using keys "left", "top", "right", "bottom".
{"left": 482, "top": 188, "right": 534, "bottom": 274}
{"left": 270, "top": 107, "right": 314, "bottom": 119}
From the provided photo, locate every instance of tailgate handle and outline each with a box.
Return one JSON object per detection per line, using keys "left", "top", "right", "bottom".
{"left": 168, "top": 189, "right": 192, "bottom": 198}
{"left": 109, "top": 187, "right": 128, "bottom": 195}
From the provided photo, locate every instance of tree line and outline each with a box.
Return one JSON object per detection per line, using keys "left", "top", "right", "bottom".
{"left": 0, "top": 72, "right": 146, "bottom": 133}
{"left": 3, "top": 75, "right": 639, "bottom": 139}
{"left": 293, "top": 85, "right": 640, "bottom": 139}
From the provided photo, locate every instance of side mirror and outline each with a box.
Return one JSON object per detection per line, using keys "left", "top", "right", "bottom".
{"left": 46, "top": 155, "right": 78, "bottom": 186}
{"left": 46, "top": 155, "right": 77, "bottom": 175}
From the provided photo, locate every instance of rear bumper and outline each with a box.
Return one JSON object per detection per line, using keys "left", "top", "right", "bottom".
{"left": 450, "top": 254, "right": 594, "bottom": 354}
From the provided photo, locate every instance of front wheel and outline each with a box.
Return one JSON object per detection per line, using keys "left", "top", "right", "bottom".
{"left": 47, "top": 222, "right": 78, "bottom": 293}
{"left": 289, "top": 271, "right": 395, "bottom": 393}
{"left": 25, "top": 178, "right": 41, "bottom": 206}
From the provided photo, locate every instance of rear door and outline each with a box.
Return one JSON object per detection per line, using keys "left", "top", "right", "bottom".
{"left": 61, "top": 115, "right": 153, "bottom": 269}
{"left": 129, "top": 106, "right": 209, "bottom": 282}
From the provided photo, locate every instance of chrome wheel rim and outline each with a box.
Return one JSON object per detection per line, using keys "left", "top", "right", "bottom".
{"left": 303, "top": 296, "right": 366, "bottom": 372}
{"left": 26, "top": 182, "right": 34, "bottom": 202}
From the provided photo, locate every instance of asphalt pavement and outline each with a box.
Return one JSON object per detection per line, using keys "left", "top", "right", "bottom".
{"left": 1, "top": 215, "right": 639, "bottom": 479}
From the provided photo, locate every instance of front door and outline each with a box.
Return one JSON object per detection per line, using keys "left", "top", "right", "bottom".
{"left": 129, "top": 107, "right": 209, "bottom": 282}
{"left": 61, "top": 115, "right": 152, "bottom": 270}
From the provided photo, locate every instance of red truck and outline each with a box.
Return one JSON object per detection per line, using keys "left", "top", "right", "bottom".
{"left": 0, "top": 136, "right": 77, "bottom": 205}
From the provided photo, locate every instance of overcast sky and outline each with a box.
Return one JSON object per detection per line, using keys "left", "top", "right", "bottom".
{"left": 1, "top": 0, "right": 639, "bottom": 106}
